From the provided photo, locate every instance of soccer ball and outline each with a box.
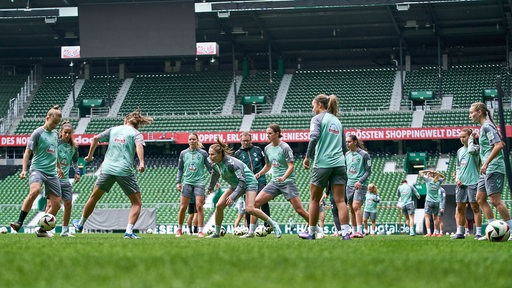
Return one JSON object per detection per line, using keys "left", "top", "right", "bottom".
{"left": 0, "top": 227, "right": 7, "bottom": 234}
{"left": 38, "top": 213, "right": 56, "bottom": 231}
{"left": 485, "top": 220, "right": 510, "bottom": 242}
{"left": 219, "top": 226, "right": 226, "bottom": 237}
{"left": 205, "top": 226, "right": 215, "bottom": 236}
{"left": 233, "top": 227, "right": 244, "bottom": 236}
{"left": 255, "top": 225, "right": 268, "bottom": 237}
{"left": 146, "top": 228, "right": 154, "bottom": 234}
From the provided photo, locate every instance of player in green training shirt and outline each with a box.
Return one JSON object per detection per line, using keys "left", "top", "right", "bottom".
{"left": 206, "top": 138, "right": 281, "bottom": 238}
{"left": 176, "top": 133, "right": 211, "bottom": 238}
{"left": 243, "top": 124, "right": 310, "bottom": 238}
{"left": 363, "top": 183, "right": 380, "bottom": 236}
{"left": 73, "top": 110, "right": 153, "bottom": 239}
{"left": 469, "top": 102, "right": 512, "bottom": 241}
{"left": 451, "top": 128, "right": 482, "bottom": 239}
{"left": 397, "top": 179, "right": 420, "bottom": 236}
{"left": 11, "top": 105, "right": 62, "bottom": 238}
{"left": 300, "top": 94, "right": 350, "bottom": 240}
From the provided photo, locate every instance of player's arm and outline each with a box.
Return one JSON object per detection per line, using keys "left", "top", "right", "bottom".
{"left": 255, "top": 162, "right": 271, "bottom": 179}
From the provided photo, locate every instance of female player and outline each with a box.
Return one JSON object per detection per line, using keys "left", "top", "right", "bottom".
{"left": 11, "top": 105, "right": 62, "bottom": 237}
{"left": 56, "top": 120, "right": 80, "bottom": 237}
{"left": 363, "top": 183, "right": 380, "bottom": 236}
{"left": 206, "top": 138, "right": 281, "bottom": 238}
{"left": 451, "top": 128, "right": 482, "bottom": 239}
{"left": 243, "top": 124, "right": 310, "bottom": 238}
{"left": 345, "top": 134, "right": 371, "bottom": 238}
{"left": 419, "top": 169, "right": 445, "bottom": 237}
{"left": 176, "top": 133, "right": 211, "bottom": 238}
{"left": 73, "top": 110, "right": 153, "bottom": 239}
{"left": 469, "top": 102, "right": 512, "bottom": 240}
{"left": 396, "top": 179, "right": 420, "bottom": 236}
{"left": 300, "top": 94, "right": 350, "bottom": 240}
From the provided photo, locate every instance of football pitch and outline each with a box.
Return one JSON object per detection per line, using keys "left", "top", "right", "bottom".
{"left": 1, "top": 233, "right": 510, "bottom": 288}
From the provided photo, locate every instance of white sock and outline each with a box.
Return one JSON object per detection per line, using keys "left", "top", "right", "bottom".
{"left": 476, "top": 227, "right": 482, "bottom": 236}
{"left": 215, "top": 225, "right": 221, "bottom": 235}
{"left": 126, "top": 224, "right": 134, "bottom": 234}
{"left": 426, "top": 228, "right": 431, "bottom": 234}
{"left": 465, "top": 228, "right": 469, "bottom": 234}
{"left": 62, "top": 226, "right": 68, "bottom": 233}
{"left": 198, "top": 226, "right": 203, "bottom": 233}
{"left": 457, "top": 226, "right": 464, "bottom": 235}
{"left": 308, "top": 225, "right": 315, "bottom": 235}
{"left": 249, "top": 224, "right": 256, "bottom": 234}
{"left": 79, "top": 217, "right": 87, "bottom": 226}
{"left": 178, "top": 224, "right": 182, "bottom": 230}
{"left": 316, "top": 225, "right": 323, "bottom": 233}
{"left": 357, "top": 225, "right": 363, "bottom": 234}
{"left": 434, "top": 229, "right": 439, "bottom": 234}
{"left": 341, "top": 224, "right": 351, "bottom": 237}
{"left": 410, "top": 226, "right": 415, "bottom": 234}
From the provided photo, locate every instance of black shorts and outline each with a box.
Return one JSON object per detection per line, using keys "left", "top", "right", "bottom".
{"left": 188, "top": 202, "right": 197, "bottom": 214}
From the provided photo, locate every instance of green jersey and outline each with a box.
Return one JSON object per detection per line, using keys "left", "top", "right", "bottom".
{"left": 479, "top": 120, "right": 505, "bottom": 175}
{"left": 345, "top": 148, "right": 371, "bottom": 186}
{"left": 456, "top": 136, "right": 480, "bottom": 186}
{"left": 98, "top": 125, "right": 145, "bottom": 176}
{"left": 27, "top": 127, "right": 59, "bottom": 176}
{"left": 208, "top": 156, "right": 258, "bottom": 201}
{"left": 397, "top": 183, "right": 420, "bottom": 207}
{"left": 306, "top": 112, "right": 345, "bottom": 168}
{"left": 423, "top": 175, "right": 443, "bottom": 205}
{"left": 364, "top": 192, "right": 380, "bottom": 213}
{"left": 264, "top": 141, "right": 295, "bottom": 183}
{"left": 176, "top": 148, "right": 211, "bottom": 186}
{"left": 57, "top": 140, "right": 79, "bottom": 182}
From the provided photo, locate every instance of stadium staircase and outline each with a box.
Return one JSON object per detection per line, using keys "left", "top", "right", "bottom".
{"left": 271, "top": 74, "right": 292, "bottom": 114}
{"left": 108, "top": 78, "right": 133, "bottom": 117}
{"left": 389, "top": 70, "right": 404, "bottom": 111}
{"left": 411, "top": 110, "right": 424, "bottom": 127}
{"left": 61, "top": 79, "right": 85, "bottom": 118}
{"left": 221, "top": 75, "right": 242, "bottom": 115}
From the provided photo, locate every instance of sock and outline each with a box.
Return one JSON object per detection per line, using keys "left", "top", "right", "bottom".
{"left": 357, "top": 225, "right": 363, "bottom": 234}
{"left": 126, "top": 223, "right": 134, "bottom": 234}
{"left": 62, "top": 226, "right": 68, "bottom": 233}
{"left": 465, "top": 228, "right": 469, "bottom": 234}
{"left": 410, "top": 226, "right": 415, "bottom": 234}
{"left": 340, "top": 224, "right": 350, "bottom": 237}
{"left": 194, "top": 226, "right": 198, "bottom": 234}
{"left": 79, "top": 217, "right": 87, "bottom": 227}
{"left": 316, "top": 225, "right": 323, "bottom": 233}
{"left": 476, "top": 227, "right": 482, "bottom": 236}
{"left": 487, "top": 218, "right": 495, "bottom": 224}
{"left": 197, "top": 226, "right": 203, "bottom": 233}
{"left": 17, "top": 210, "right": 29, "bottom": 225}
{"left": 457, "top": 226, "right": 464, "bottom": 235}
{"left": 308, "top": 225, "right": 315, "bottom": 235}
{"left": 266, "top": 217, "right": 276, "bottom": 227}
{"left": 178, "top": 224, "right": 183, "bottom": 230}
{"left": 426, "top": 228, "right": 431, "bottom": 234}
{"left": 215, "top": 225, "right": 221, "bottom": 235}
{"left": 434, "top": 229, "right": 439, "bottom": 235}
{"left": 249, "top": 224, "right": 256, "bottom": 234}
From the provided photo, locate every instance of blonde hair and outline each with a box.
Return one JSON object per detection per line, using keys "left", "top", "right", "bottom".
{"left": 59, "top": 120, "right": 77, "bottom": 148}
{"left": 125, "top": 109, "right": 153, "bottom": 129}
{"left": 209, "top": 138, "right": 233, "bottom": 158}
{"left": 47, "top": 105, "right": 62, "bottom": 118}
{"left": 314, "top": 94, "right": 339, "bottom": 116}
{"left": 368, "top": 183, "right": 378, "bottom": 194}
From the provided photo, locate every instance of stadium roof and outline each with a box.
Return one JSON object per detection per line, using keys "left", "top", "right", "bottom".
{"left": 0, "top": 0, "right": 510, "bottom": 68}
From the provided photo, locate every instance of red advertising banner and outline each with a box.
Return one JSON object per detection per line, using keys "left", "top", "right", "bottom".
{"left": 1, "top": 126, "right": 510, "bottom": 147}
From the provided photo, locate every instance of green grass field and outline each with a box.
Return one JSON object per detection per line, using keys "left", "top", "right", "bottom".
{"left": 0, "top": 233, "right": 511, "bottom": 288}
